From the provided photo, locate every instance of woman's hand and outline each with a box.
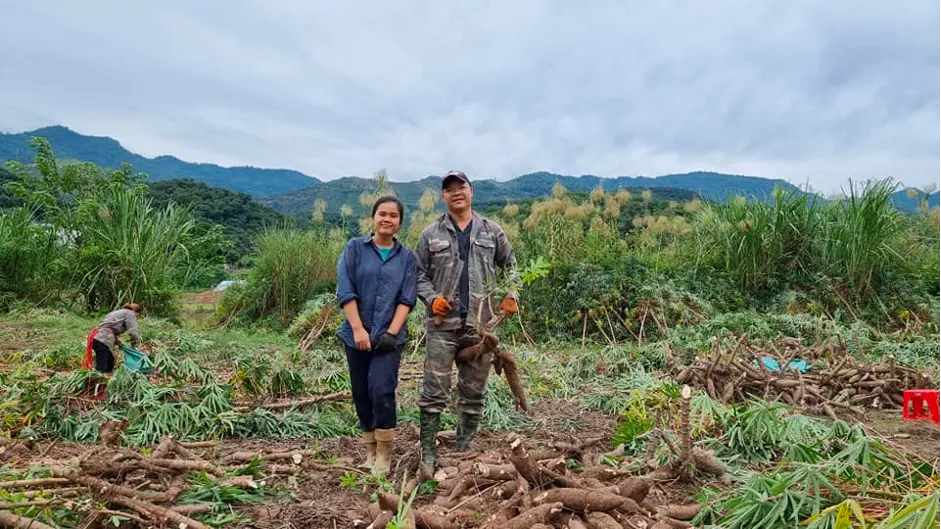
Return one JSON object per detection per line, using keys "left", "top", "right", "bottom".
{"left": 353, "top": 327, "right": 372, "bottom": 351}
{"left": 374, "top": 332, "right": 397, "bottom": 354}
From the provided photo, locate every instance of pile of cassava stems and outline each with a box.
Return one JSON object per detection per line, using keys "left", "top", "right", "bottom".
{"left": 348, "top": 387, "right": 725, "bottom": 529}
{"left": 666, "top": 335, "right": 934, "bottom": 419}
{"left": 0, "top": 432, "right": 341, "bottom": 529}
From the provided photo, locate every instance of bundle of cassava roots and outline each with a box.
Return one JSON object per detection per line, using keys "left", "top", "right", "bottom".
{"left": 666, "top": 335, "right": 934, "bottom": 419}
{"left": 348, "top": 387, "right": 723, "bottom": 529}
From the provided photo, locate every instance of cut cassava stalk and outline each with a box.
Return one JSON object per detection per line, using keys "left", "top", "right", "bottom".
{"left": 233, "top": 391, "right": 350, "bottom": 412}
{"left": 0, "top": 511, "right": 59, "bottom": 529}
{"left": 50, "top": 469, "right": 175, "bottom": 503}
{"left": 146, "top": 457, "right": 224, "bottom": 475}
{"left": 0, "top": 478, "right": 71, "bottom": 490}
{"left": 169, "top": 504, "right": 215, "bottom": 515}
{"left": 177, "top": 440, "right": 217, "bottom": 449}
{"left": 107, "top": 494, "right": 211, "bottom": 529}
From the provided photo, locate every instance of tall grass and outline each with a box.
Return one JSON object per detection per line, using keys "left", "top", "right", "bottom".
{"left": 691, "top": 180, "right": 921, "bottom": 311}
{"left": 692, "top": 187, "right": 820, "bottom": 292}
{"left": 815, "top": 178, "right": 906, "bottom": 302}
{"left": 219, "top": 227, "right": 345, "bottom": 327}
{"left": 76, "top": 186, "right": 196, "bottom": 315}
{"left": 0, "top": 207, "right": 62, "bottom": 307}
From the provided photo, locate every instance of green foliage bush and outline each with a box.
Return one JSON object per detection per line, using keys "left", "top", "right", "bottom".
{"left": 218, "top": 227, "right": 345, "bottom": 328}
{"left": 1, "top": 137, "right": 227, "bottom": 316}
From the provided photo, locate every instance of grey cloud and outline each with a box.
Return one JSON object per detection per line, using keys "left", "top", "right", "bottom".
{"left": 0, "top": 0, "right": 937, "bottom": 192}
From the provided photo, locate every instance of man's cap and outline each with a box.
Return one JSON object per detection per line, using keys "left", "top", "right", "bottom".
{"left": 441, "top": 170, "right": 470, "bottom": 189}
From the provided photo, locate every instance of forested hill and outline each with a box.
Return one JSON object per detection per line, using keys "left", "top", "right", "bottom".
{"left": 261, "top": 167, "right": 796, "bottom": 216}
{"left": 4, "top": 127, "right": 801, "bottom": 205}
{"left": 4, "top": 126, "right": 935, "bottom": 214}
{"left": 0, "top": 126, "right": 316, "bottom": 196}
{"left": 147, "top": 179, "right": 285, "bottom": 260}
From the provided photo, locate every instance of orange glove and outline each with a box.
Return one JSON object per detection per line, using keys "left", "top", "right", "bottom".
{"left": 499, "top": 297, "right": 518, "bottom": 316}
{"left": 431, "top": 297, "right": 452, "bottom": 316}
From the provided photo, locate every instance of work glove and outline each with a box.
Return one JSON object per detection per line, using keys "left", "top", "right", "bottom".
{"left": 374, "top": 332, "right": 397, "bottom": 354}
{"left": 498, "top": 297, "right": 518, "bottom": 316}
{"left": 431, "top": 297, "right": 452, "bottom": 316}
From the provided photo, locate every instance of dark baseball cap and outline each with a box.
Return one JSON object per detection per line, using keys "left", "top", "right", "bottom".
{"left": 441, "top": 170, "right": 470, "bottom": 189}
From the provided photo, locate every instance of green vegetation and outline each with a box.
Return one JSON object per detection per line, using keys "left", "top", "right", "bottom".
{"left": 0, "top": 133, "right": 937, "bottom": 528}
{"left": 1, "top": 138, "right": 227, "bottom": 315}
{"left": 147, "top": 179, "right": 286, "bottom": 263}
{"left": 0, "top": 126, "right": 315, "bottom": 196}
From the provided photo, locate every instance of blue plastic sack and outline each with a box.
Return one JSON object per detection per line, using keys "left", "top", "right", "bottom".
{"left": 123, "top": 346, "right": 152, "bottom": 375}
{"left": 754, "top": 356, "right": 810, "bottom": 373}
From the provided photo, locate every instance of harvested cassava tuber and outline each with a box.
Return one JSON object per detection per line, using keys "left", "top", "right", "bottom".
{"left": 567, "top": 517, "right": 590, "bottom": 529}
{"left": 657, "top": 503, "right": 702, "bottom": 521}
{"left": 614, "top": 476, "right": 649, "bottom": 503}
{"left": 501, "top": 502, "right": 564, "bottom": 529}
{"left": 377, "top": 491, "right": 400, "bottom": 513}
{"left": 472, "top": 462, "right": 518, "bottom": 481}
{"left": 585, "top": 511, "right": 622, "bottom": 529}
{"left": 533, "top": 488, "right": 627, "bottom": 512}
{"left": 414, "top": 507, "right": 458, "bottom": 529}
{"left": 367, "top": 510, "right": 394, "bottom": 529}
{"left": 456, "top": 329, "right": 498, "bottom": 362}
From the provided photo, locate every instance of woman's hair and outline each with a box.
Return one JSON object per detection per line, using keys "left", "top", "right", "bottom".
{"left": 123, "top": 303, "right": 142, "bottom": 313}
{"left": 371, "top": 196, "right": 404, "bottom": 218}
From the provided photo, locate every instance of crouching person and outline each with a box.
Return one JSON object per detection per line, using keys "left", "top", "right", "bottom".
{"left": 335, "top": 196, "right": 418, "bottom": 474}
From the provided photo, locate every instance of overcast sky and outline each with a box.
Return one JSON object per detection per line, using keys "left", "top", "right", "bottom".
{"left": 1, "top": 1, "right": 938, "bottom": 192}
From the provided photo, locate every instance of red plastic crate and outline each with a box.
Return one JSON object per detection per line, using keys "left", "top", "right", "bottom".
{"left": 902, "top": 389, "right": 940, "bottom": 425}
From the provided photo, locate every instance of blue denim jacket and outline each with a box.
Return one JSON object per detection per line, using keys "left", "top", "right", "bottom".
{"left": 336, "top": 236, "right": 418, "bottom": 349}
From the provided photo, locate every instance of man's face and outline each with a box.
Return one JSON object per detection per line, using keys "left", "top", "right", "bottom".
{"left": 442, "top": 181, "right": 473, "bottom": 213}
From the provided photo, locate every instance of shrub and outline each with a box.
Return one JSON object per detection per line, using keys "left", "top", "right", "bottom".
{"left": 219, "top": 227, "right": 345, "bottom": 327}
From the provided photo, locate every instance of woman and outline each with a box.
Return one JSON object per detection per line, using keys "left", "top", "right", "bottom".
{"left": 83, "top": 303, "right": 142, "bottom": 374}
{"left": 335, "top": 196, "right": 417, "bottom": 474}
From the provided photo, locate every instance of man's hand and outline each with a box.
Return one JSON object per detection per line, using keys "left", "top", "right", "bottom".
{"left": 499, "top": 297, "right": 518, "bottom": 316}
{"left": 431, "top": 297, "right": 452, "bottom": 316}
{"left": 353, "top": 327, "right": 371, "bottom": 351}
{"left": 374, "top": 332, "right": 397, "bottom": 354}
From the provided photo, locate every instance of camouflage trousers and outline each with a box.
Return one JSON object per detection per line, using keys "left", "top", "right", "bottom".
{"left": 417, "top": 325, "right": 491, "bottom": 417}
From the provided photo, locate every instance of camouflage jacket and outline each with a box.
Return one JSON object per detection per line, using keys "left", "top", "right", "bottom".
{"left": 414, "top": 212, "right": 520, "bottom": 330}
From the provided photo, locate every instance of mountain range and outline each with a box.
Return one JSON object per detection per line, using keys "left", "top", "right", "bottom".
{"left": 1, "top": 125, "right": 936, "bottom": 214}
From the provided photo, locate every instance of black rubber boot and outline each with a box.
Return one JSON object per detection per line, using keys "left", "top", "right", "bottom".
{"left": 455, "top": 413, "right": 480, "bottom": 452}
{"left": 419, "top": 410, "right": 441, "bottom": 470}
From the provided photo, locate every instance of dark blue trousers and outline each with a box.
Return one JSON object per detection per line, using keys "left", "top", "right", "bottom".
{"left": 345, "top": 345, "right": 401, "bottom": 431}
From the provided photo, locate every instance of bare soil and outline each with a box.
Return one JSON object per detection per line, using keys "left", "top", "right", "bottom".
{"left": 863, "top": 409, "right": 940, "bottom": 464}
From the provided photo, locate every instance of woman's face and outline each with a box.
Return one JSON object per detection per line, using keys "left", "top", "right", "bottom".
{"left": 373, "top": 202, "right": 402, "bottom": 236}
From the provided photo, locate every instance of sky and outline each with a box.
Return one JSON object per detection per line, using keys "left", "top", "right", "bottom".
{"left": 0, "top": 1, "right": 938, "bottom": 192}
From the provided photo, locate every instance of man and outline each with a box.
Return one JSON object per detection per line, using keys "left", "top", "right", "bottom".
{"left": 414, "top": 170, "right": 521, "bottom": 470}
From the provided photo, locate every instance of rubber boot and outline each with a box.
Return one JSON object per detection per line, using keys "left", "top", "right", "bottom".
{"left": 374, "top": 428, "right": 395, "bottom": 475}
{"left": 361, "top": 431, "right": 376, "bottom": 468}
{"left": 455, "top": 413, "right": 480, "bottom": 452}
{"left": 419, "top": 410, "right": 441, "bottom": 470}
